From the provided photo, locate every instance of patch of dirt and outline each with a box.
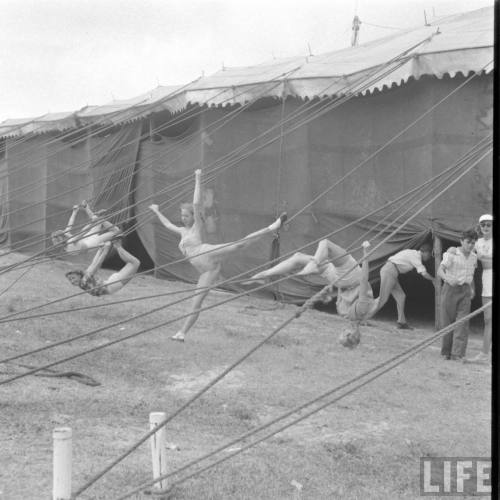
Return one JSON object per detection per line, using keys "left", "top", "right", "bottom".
{"left": 166, "top": 368, "right": 245, "bottom": 396}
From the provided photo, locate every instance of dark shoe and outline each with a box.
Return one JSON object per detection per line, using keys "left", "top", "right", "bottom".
{"left": 397, "top": 322, "right": 413, "bottom": 330}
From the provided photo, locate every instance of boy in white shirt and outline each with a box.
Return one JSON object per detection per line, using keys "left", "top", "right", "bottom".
{"left": 438, "top": 229, "right": 478, "bottom": 360}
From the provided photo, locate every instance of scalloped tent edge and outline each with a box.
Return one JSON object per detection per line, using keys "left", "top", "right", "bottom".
{"left": 0, "top": 6, "right": 493, "bottom": 139}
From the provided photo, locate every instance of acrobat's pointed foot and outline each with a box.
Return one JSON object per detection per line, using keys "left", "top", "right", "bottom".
{"left": 268, "top": 212, "right": 288, "bottom": 232}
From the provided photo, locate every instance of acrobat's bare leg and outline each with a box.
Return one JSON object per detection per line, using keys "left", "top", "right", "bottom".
{"left": 316, "top": 239, "right": 351, "bottom": 266}
{"left": 114, "top": 242, "right": 140, "bottom": 279}
{"left": 358, "top": 241, "right": 372, "bottom": 301}
{"left": 210, "top": 213, "right": 288, "bottom": 258}
{"left": 85, "top": 243, "right": 112, "bottom": 278}
{"left": 298, "top": 239, "right": 352, "bottom": 275}
{"left": 172, "top": 267, "right": 220, "bottom": 341}
{"left": 250, "top": 252, "right": 312, "bottom": 281}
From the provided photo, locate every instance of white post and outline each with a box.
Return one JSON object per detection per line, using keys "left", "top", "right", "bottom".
{"left": 53, "top": 427, "right": 72, "bottom": 500}
{"left": 149, "top": 412, "right": 169, "bottom": 493}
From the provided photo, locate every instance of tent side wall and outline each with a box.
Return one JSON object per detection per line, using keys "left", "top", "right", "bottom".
{"left": 7, "top": 136, "right": 48, "bottom": 253}
{"left": 430, "top": 74, "right": 493, "bottom": 238}
{"left": 3, "top": 72, "right": 493, "bottom": 304}
{"left": 135, "top": 73, "right": 492, "bottom": 301}
{"left": 5, "top": 122, "right": 143, "bottom": 260}
{"left": 0, "top": 142, "right": 8, "bottom": 245}
{"left": 45, "top": 134, "right": 93, "bottom": 255}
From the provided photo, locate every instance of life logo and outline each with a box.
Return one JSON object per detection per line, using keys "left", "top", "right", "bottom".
{"left": 420, "top": 457, "right": 491, "bottom": 496}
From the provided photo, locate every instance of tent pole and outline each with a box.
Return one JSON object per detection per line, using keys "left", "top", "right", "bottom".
{"left": 433, "top": 234, "right": 442, "bottom": 331}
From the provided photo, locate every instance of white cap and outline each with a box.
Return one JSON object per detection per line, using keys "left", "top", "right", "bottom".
{"left": 479, "top": 214, "right": 493, "bottom": 222}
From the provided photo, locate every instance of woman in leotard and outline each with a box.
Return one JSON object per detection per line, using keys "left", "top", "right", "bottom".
{"left": 149, "top": 169, "right": 286, "bottom": 341}
{"left": 65, "top": 240, "right": 139, "bottom": 296}
{"left": 51, "top": 201, "right": 121, "bottom": 253}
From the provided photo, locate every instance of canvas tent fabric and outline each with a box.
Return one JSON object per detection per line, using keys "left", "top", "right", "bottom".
{"left": 5, "top": 123, "right": 142, "bottom": 254}
{"left": 132, "top": 73, "right": 491, "bottom": 300}
{"left": 0, "top": 6, "right": 493, "bottom": 301}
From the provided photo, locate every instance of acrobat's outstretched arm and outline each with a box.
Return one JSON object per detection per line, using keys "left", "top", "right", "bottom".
{"left": 63, "top": 204, "right": 81, "bottom": 238}
{"left": 148, "top": 204, "right": 184, "bottom": 235}
{"left": 358, "top": 241, "right": 372, "bottom": 301}
{"left": 192, "top": 169, "right": 204, "bottom": 230}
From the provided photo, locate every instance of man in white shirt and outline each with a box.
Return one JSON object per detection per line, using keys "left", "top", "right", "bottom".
{"left": 374, "top": 243, "right": 435, "bottom": 329}
{"left": 438, "top": 229, "right": 478, "bottom": 360}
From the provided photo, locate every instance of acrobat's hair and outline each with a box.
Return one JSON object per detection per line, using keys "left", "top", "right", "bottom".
{"left": 180, "top": 202, "right": 194, "bottom": 214}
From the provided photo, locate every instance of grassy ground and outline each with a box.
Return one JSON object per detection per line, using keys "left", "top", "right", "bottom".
{"left": 0, "top": 251, "right": 491, "bottom": 500}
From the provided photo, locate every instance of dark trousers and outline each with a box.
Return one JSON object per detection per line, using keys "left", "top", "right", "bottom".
{"left": 440, "top": 283, "right": 472, "bottom": 358}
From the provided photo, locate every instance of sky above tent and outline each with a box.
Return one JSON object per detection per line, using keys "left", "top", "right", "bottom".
{"left": 0, "top": 0, "right": 493, "bottom": 123}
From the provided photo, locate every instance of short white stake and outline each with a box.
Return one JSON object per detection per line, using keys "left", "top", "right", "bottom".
{"left": 53, "top": 427, "right": 72, "bottom": 500}
{"left": 149, "top": 412, "right": 169, "bottom": 493}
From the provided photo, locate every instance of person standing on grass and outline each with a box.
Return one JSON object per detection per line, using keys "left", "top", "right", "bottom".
{"left": 373, "top": 243, "right": 435, "bottom": 330}
{"left": 467, "top": 214, "right": 493, "bottom": 364}
{"left": 149, "top": 169, "right": 286, "bottom": 342}
{"left": 438, "top": 229, "right": 478, "bottom": 361}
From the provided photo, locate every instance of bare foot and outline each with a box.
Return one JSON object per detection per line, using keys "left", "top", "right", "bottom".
{"left": 171, "top": 332, "right": 185, "bottom": 342}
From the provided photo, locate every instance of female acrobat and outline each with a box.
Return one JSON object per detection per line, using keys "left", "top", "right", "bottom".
{"left": 65, "top": 240, "right": 139, "bottom": 296}
{"left": 149, "top": 169, "right": 286, "bottom": 341}
{"left": 248, "top": 239, "right": 378, "bottom": 348}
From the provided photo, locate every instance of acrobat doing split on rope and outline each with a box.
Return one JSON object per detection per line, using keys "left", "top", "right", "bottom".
{"left": 149, "top": 169, "right": 287, "bottom": 342}
{"left": 248, "top": 239, "right": 379, "bottom": 348}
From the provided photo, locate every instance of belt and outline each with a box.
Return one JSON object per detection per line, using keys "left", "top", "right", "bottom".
{"left": 387, "top": 261, "right": 400, "bottom": 274}
{"left": 444, "top": 281, "right": 469, "bottom": 287}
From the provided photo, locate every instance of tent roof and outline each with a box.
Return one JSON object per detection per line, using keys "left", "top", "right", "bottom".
{"left": 0, "top": 6, "right": 493, "bottom": 138}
